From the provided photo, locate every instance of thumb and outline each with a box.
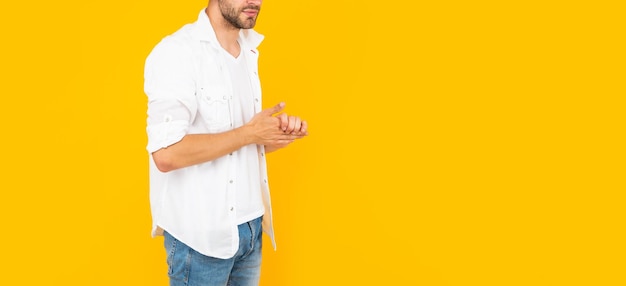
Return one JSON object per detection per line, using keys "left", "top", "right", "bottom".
{"left": 260, "top": 102, "right": 285, "bottom": 116}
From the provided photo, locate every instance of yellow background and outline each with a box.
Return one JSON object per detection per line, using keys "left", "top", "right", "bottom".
{"left": 1, "top": 0, "right": 624, "bottom": 285}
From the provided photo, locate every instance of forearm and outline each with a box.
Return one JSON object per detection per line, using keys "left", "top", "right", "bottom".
{"left": 152, "top": 102, "right": 305, "bottom": 171}
{"left": 264, "top": 144, "right": 292, "bottom": 153}
{"left": 152, "top": 126, "right": 253, "bottom": 172}
{"left": 264, "top": 145, "right": 280, "bottom": 153}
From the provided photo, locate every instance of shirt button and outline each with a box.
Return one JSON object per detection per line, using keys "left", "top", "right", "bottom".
{"left": 229, "top": 180, "right": 234, "bottom": 184}
{"left": 230, "top": 207, "right": 234, "bottom": 211}
{"left": 229, "top": 153, "right": 233, "bottom": 156}
{"left": 263, "top": 179, "right": 267, "bottom": 184}
{"left": 261, "top": 152, "right": 264, "bottom": 157}
{"left": 255, "top": 98, "right": 259, "bottom": 102}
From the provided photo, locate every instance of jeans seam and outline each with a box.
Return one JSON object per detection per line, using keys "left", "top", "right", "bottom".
{"left": 167, "top": 234, "right": 177, "bottom": 276}
{"left": 184, "top": 247, "right": 192, "bottom": 286}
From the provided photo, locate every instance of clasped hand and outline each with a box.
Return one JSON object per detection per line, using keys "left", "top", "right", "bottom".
{"left": 245, "top": 102, "right": 308, "bottom": 150}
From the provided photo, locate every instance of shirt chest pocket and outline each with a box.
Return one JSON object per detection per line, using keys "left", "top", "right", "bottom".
{"left": 197, "top": 87, "right": 232, "bottom": 132}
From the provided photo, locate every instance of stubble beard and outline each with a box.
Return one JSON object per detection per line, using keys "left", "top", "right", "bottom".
{"left": 218, "top": 0, "right": 260, "bottom": 29}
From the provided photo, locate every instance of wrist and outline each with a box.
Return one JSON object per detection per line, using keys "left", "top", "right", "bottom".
{"left": 235, "top": 124, "right": 255, "bottom": 146}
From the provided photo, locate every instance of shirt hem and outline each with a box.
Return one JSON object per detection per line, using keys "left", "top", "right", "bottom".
{"left": 235, "top": 209, "right": 265, "bottom": 225}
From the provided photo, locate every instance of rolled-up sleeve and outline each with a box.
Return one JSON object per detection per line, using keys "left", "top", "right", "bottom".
{"left": 144, "top": 37, "right": 197, "bottom": 153}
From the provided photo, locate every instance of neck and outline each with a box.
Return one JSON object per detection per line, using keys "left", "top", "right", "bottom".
{"left": 205, "top": 7, "right": 240, "bottom": 56}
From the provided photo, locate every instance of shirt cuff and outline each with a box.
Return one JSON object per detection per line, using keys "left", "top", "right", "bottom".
{"left": 146, "top": 119, "right": 189, "bottom": 153}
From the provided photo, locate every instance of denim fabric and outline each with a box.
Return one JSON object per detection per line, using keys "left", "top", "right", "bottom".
{"left": 164, "top": 216, "right": 263, "bottom": 286}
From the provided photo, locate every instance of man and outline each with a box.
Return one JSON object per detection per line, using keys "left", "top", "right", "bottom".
{"left": 144, "top": 1, "right": 307, "bottom": 285}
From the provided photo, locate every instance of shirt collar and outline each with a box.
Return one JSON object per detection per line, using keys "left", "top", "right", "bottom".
{"left": 192, "top": 8, "right": 264, "bottom": 49}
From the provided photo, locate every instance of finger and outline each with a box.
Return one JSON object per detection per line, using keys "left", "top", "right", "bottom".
{"left": 291, "top": 117, "right": 301, "bottom": 134}
{"left": 282, "top": 133, "right": 305, "bottom": 140}
{"left": 300, "top": 120, "right": 308, "bottom": 135}
{"left": 274, "top": 140, "right": 293, "bottom": 146}
{"left": 269, "top": 132, "right": 304, "bottom": 141}
{"left": 260, "top": 102, "right": 285, "bottom": 116}
{"left": 286, "top": 116, "right": 296, "bottom": 133}
{"left": 278, "top": 113, "right": 288, "bottom": 131}
{"left": 269, "top": 139, "right": 294, "bottom": 147}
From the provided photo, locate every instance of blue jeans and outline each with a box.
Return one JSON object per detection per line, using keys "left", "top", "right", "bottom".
{"left": 163, "top": 216, "right": 263, "bottom": 286}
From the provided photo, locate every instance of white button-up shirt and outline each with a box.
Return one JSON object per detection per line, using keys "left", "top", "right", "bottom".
{"left": 144, "top": 9, "right": 275, "bottom": 259}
